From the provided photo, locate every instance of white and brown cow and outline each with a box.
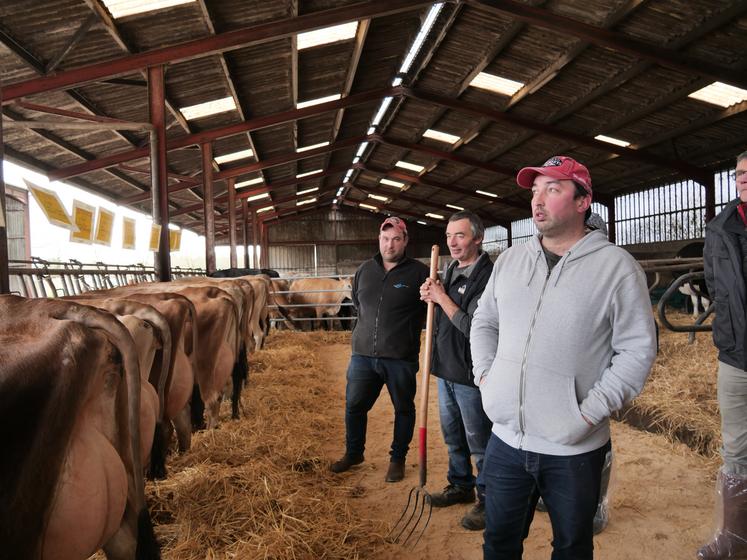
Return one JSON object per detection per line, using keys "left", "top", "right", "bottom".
{"left": 287, "top": 277, "right": 353, "bottom": 330}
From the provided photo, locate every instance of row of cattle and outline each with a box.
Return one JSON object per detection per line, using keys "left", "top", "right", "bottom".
{"left": 0, "top": 272, "right": 352, "bottom": 560}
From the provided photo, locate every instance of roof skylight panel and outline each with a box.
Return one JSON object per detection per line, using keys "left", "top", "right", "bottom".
{"left": 297, "top": 142, "right": 330, "bottom": 153}
{"left": 246, "top": 192, "right": 270, "bottom": 203}
{"left": 297, "top": 22, "right": 358, "bottom": 50}
{"left": 476, "top": 190, "right": 497, "bottom": 198}
{"left": 256, "top": 206, "right": 274, "bottom": 213}
{"left": 297, "top": 187, "right": 319, "bottom": 196}
{"left": 469, "top": 72, "right": 524, "bottom": 96}
{"left": 395, "top": 161, "right": 425, "bottom": 173}
{"left": 297, "top": 169, "right": 323, "bottom": 179}
{"left": 214, "top": 149, "right": 254, "bottom": 165}
{"left": 380, "top": 178, "right": 406, "bottom": 188}
{"left": 423, "top": 129, "right": 461, "bottom": 144}
{"left": 426, "top": 212, "right": 445, "bottom": 220}
{"left": 236, "top": 177, "right": 264, "bottom": 188}
{"left": 446, "top": 204, "right": 464, "bottom": 210}
{"left": 595, "top": 135, "right": 630, "bottom": 148}
{"left": 296, "top": 94, "right": 342, "bottom": 109}
{"left": 359, "top": 203, "right": 378, "bottom": 211}
{"left": 296, "top": 198, "right": 317, "bottom": 206}
{"left": 688, "top": 82, "right": 747, "bottom": 108}
{"left": 102, "top": 0, "right": 195, "bottom": 19}
{"left": 180, "top": 97, "right": 236, "bottom": 120}
{"left": 368, "top": 194, "right": 389, "bottom": 202}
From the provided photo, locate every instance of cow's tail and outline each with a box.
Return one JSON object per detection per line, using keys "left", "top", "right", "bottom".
{"left": 190, "top": 383, "right": 206, "bottom": 431}
{"left": 136, "top": 507, "right": 161, "bottom": 560}
{"left": 147, "top": 421, "right": 168, "bottom": 480}
{"left": 231, "top": 343, "right": 249, "bottom": 419}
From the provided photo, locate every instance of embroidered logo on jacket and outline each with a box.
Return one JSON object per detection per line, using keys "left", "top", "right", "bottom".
{"left": 393, "top": 283, "right": 409, "bottom": 289}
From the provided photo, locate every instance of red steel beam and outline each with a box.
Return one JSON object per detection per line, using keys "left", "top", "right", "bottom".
{"left": 202, "top": 142, "right": 216, "bottom": 274}
{"left": 148, "top": 66, "right": 171, "bottom": 282}
{"left": 47, "top": 86, "right": 397, "bottom": 182}
{"left": 2, "top": 1, "right": 430, "bottom": 103}
{"left": 227, "top": 177, "right": 237, "bottom": 268}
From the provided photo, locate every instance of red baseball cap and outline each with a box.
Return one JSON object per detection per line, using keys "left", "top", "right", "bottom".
{"left": 516, "top": 156, "right": 592, "bottom": 195}
{"left": 380, "top": 216, "right": 407, "bottom": 235}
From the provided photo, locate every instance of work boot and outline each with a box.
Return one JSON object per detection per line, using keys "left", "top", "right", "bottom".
{"left": 385, "top": 460, "right": 405, "bottom": 482}
{"left": 460, "top": 501, "right": 486, "bottom": 531}
{"left": 429, "top": 484, "right": 475, "bottom": 507}
{"left": 697, "top": 470, "right": 747, "bottom": 559}
{"left": 329, "top": 454, "right": 364, "bottom": 473}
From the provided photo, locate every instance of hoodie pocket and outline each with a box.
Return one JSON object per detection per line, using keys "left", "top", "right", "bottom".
{"left": 479, "top": 356, "right": 521, "bottom": 432}
{"left": 523, "top": 365, "right": 590, "bottom": 446}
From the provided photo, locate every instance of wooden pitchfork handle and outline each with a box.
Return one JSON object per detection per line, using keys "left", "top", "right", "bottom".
{"left": 417, "top": 244, "right": 440, "bottom": 488}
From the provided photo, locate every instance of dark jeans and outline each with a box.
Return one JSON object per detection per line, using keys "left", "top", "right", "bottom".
{"left": 438, "top": 378, "right": 492, "bottom": 500}
{"left": 483, "top": 433, "right": 611, "bottom": 560}
{"left": 344, "top": 354, "right": 418, "bottom": 462}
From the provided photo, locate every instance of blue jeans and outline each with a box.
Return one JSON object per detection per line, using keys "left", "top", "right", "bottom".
{"left": 438, "top": 378, "right": 492, "bottom": 500}
{"left": 344, "top": 354, "right": 419, "bottom": 462}
{"left": 483, "top": 433, "right": 611, "bottom": 560}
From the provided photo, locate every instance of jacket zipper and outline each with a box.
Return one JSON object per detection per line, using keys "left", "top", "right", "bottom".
{"left": 373, "top": 274, "right": 386, "bottom": 356}
{"left": 517, "top": 264, "right": 551, "bottom": 449}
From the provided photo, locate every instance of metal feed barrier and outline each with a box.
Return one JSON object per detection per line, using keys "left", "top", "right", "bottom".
{"left": 269, "top": 272, "right": 356, "bottom": 330}
{"left": 8, "top": 258, "right": 205, "bottom": 298}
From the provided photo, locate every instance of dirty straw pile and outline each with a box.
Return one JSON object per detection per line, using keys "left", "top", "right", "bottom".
{"left": 148, "top": 331, "right": 386, "bottom": 560}
{"left": 624, "top": 310, "right": 721, "bottom": 470}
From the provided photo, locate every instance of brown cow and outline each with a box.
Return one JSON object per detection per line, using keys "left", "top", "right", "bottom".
{"left": 288, "top": 277, "right": 353, "bottom": 330}
{"left": 0, "top": 295, "right": 159, "bottom": 559}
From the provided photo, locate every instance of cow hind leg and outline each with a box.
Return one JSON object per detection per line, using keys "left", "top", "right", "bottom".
{"left": 147, "top": 421, "right": 168, "bottom": 480}
{"left": 135, "top": 508, "right": 160, "bottom": 560}
{"left": 190, "top": 384, "right": 206, "bottom": 431}
{"left": 231, "top": 345, "right": 248, "bottom": 420}
{"left": 173, "top": 406, "right": 192, "bottom": 452}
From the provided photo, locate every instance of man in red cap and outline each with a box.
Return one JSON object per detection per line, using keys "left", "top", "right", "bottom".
{"left": 471, "top": 156, "right": 657, "bottom": 558}
{"left": 330, "top": 216, "right": 429, "bottom": 483}
{"left": 700, "top": 150, "right": 747, "bottom": 559}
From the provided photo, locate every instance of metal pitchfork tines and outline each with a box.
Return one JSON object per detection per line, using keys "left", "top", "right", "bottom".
{"left": 386, "top": 244, "right": 439, "bottom": 548}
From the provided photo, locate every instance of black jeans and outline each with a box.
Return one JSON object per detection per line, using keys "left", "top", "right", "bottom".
{"left": 344, "top": 354, "right": 418, "bottom": 462}
{"left": 483, "top": 433, "right": 611, "bottom": 559}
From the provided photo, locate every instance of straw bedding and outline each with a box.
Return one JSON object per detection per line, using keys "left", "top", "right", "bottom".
{"left": 87, "top": 316, "right": 720, "bottom": 558}
{"left": 143, "top": 331, "right": 386, "bottom": 560}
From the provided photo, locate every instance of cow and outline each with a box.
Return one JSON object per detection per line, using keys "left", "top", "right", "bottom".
{"left": 287, "top": 277, "right": 353, "bottom": 330}
{"left": 675, "top": 241, "right": 710, "bottom": 318}
{"left": 0, "top": 295, "right": 160, "bottom": 560}
{"left": 65, "top": 296, "right": 173, "bottom": 479}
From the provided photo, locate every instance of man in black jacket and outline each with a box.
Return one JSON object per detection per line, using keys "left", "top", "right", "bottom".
{"left": 330, "top": 216, "right": 429, "bottom": 482}
{"left": 700, "top": 150, "right": 747, "bottom": 560}
{"left": 420, "top": 211, "right": 493, "bottom": 530}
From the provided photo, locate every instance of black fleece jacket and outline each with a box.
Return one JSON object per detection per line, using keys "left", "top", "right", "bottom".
{"left": 351, "top": 253, "right": 429, "bottom": 362}
{"left": 704, "top": 199, "right": 747, "bottom": 370}
{"left": 431, "top": 252, "right": 493, "bottom": 385}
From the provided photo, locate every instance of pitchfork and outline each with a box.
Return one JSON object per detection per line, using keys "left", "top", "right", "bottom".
{"left": 386, "top": 244, "right": 439, "bottom": 548}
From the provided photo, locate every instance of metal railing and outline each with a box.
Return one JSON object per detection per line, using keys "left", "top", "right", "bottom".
{"left": 269, "top": 273, "right": 356, "bottom": 330}
{"left": 8, "top": 258, "right": 205, "bottom": 298}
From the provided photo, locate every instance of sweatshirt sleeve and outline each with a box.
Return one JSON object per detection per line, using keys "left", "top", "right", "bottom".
{"left": 579, "top": 266, "right": 657, "bottom": 424}
{"left": 470, "top": 261, "right": 500, "bottom": 386}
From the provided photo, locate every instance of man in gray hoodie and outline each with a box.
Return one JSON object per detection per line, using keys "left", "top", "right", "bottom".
{"left": 471, "top": 156, "right": 657, "bottom": 559}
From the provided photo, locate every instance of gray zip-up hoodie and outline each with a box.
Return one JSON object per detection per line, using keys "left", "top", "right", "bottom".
{"left": 471, "top": 230, "right": 657, "bottom": 456}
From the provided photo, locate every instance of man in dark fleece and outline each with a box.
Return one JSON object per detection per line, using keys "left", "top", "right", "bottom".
{"left": 471, "top": 156, "right": 657, "bottom": 559}
{"left": 330, "top": 216, "right": 428, "bottom": 483}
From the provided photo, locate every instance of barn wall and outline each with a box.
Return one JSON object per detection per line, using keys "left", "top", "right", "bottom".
{"left": 267, "top": 209, "right": 445, "bottom": 275}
